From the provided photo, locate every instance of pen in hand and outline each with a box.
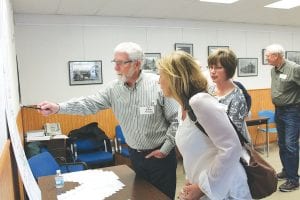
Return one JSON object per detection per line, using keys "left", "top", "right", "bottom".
{"left": 21, "top": 104, "right": 49, "bottom": 110}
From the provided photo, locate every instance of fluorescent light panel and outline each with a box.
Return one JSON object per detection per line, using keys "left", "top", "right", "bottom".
{"left": 199, "top": 0, "right": 239, "bottom": 4}
{"left": 265, "top": 0, "right": 300, "bottom": 9}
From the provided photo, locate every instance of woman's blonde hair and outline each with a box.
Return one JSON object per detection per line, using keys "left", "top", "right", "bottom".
{"left": 157, "top": 51, "right": 207, "bottom": 109}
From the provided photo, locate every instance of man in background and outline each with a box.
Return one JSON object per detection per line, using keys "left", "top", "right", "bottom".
{"left": 265, "top": 43, "right": 300, "bottom": 192}
{"left": 38, "top": 42, "right": 179, "bottom": 199}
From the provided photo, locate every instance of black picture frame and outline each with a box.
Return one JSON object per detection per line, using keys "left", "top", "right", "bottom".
{"left": 208, "top": 46, "right": 229, "bottom": 56}
{"left": 285, "top": 51, "right": 300, "bottom": 65}
{"left": 142, "top": 53, "right": 161, "bottom": 74}
{"left": 237, "top": 58, "right": 258, "bottom": 77}
{"left": 174, "top": 43, "right": 193, "bottom": 56}
{"left": 68, "top": 60, "right": 103, "bottom": 85}
{"left": 262, "top": 49, "right": 269, "bottom": 65}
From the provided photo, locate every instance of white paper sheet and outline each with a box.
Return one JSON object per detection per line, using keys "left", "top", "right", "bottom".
{"left": 57, "top": 170, "right": 125, "bottom": 200}
{"left": 26, "top": 135, "right": 51, "bottom": 142}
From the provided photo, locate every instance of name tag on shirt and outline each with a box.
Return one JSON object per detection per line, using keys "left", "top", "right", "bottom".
{"left": 140, "top": 106, "right": 155, "bottom": 115}
{"left": 279, "top": 74, "right": 287, "bottom": 80}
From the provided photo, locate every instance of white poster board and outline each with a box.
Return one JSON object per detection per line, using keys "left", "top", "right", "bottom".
{"left": 2, "top": 20, "right": 41, "bottom": 200}
{"left": 0, "top": 0, "right": 7, "bottom": 154}
{"left": 4, "top": 80, "right": 41, "bottom": 200}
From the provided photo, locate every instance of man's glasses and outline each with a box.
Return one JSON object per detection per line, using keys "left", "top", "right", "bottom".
{"left": 111, "top": 60, "right": 133, "bottom": 65}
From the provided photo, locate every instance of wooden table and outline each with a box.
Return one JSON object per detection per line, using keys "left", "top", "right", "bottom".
{"left": 245, "top": 116, "right": 270, "bottom": 156}
{"left": 38, "top": 165, "right": 170, "bottom": 200}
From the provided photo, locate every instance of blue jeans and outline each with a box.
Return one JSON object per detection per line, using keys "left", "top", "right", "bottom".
{"left": 275, "top": 105, "right": 300, "bottom": 183}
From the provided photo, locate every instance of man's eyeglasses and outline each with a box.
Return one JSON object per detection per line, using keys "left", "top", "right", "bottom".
{"left": 111, "top": 60, "right": 133, "bottom": 65}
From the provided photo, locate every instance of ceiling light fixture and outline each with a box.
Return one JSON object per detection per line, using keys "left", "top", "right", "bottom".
{"left": 265, "top": 0, "right": 300, "bottom": 9}
{"left": 199, "top": 0, "right": 240, "bottom": 4}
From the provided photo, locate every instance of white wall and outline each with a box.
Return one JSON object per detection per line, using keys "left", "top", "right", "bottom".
{"left": 14, "top": 14, "right": 300, "bottom": 105}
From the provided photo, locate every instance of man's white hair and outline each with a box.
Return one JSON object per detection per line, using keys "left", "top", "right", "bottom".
{"left": 114, "top": 42, "right": 144, "bottom": 61}
{"left": 266, "top": 44, "right": 285, "bottom": 57}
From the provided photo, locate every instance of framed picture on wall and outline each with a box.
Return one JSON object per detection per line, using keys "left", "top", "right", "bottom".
{"left": 208, "top": 46, "right": 229, "bottom": 56}
{"left": 142, "top": 53, "right": 161, "bottom": 74}
{"left": 285, "top": 51, "right": 300, "bottom": 64}
{"left": 174, "top": 43, "right": 193, "bottom": 56}
{"left": 68, "top": 60, "right": 103, "bottom": 85}
{"left": 237, "top": 58, "right": 258, "bottom": 77}
{"left": 262, "top": 49, "right": 269, "bottom": 65}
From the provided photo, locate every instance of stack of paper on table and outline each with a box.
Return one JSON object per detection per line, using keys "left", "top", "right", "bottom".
{"left": 52, "top": 135, "right": 68, "bottom": 139}
{"left": 26, "top": 130, "right": 50, "bottom": 142}
{"left": 26, "top": 135, "right": 51, "bottom": 142}
{"left": 57, "top": 170, "right": 125, "bottom": 200}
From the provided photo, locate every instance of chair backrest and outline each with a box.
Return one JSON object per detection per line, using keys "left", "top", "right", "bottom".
{"left": 75, "top": 138, "right": 106, "bottom": 152}
{"left": 68, "top": 122, "right": 110, "bottom": 153}
{"left": 115, "top": 125, "right": 126, "bottom": 144}
{"left": 115, "top": 125, "right": 130, "bottom": 157}
{"left": 258, "top": 110, "right": 275, "bottom": 123}
{"left": 28, "top": 151, "right": 60, "bottom": 180}
{"left": 68, "top": 122, "right": 108, "bottom": 142}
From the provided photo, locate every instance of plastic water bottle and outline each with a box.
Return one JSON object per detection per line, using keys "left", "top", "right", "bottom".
{"left": 55, "top": 169, "right": 64, "bottom": 189}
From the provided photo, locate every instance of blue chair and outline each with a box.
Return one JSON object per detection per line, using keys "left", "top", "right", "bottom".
{"left": 257, "top": 110, "right": 278, "bottom": 156}
{"left": 67, "top": 122, "right": 115, "bottom": 168}
{"left": 114, "top": 125, "right": 132, "bottom": 167}
{"left": 28, "top": 151, "right": 87, "bottom": 180}
{"left": 115, "top": 125, "right": 129, "bottom": 157}
{"left": 71, "top": 138, "right": 114, "bottom": 168}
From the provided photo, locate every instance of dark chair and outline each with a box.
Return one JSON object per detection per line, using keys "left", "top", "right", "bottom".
{"left": 256, "top": 110, "right": 278, "bottom": 156}
{"left": 67, "top": 122, "right": 115, "bottom": 168}
{"left": 70, "top": 138, "right": 114, "bottom": 168}
{"left": 115, "top": 125, "right": 129, "bottom": 157}
{"left": 114, "top": 125, "right": 132, "bottom": 167}
{"left": 28, "top": 151, "right": 87, "bottom": 180}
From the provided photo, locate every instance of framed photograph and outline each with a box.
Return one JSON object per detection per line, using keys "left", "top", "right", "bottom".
{"left": 262, "top": 49, "right": 269, "bottom": 65}
{"left": 174, "top": 43, "right": 193, "bottom": 56}
{"left": 142, "top": 53, "right": 161, "bottom": 74}
{"left": 285, "top": 51, "right": 300, "bottom": 64}
{"left": 237, "top": 58, "right": 258, "bottom": 77}
{"left": 68, "top": 60, "right": 103, "bottom": 85}
{"left": 208, "top": 46, "right": 229, "bottom": 56}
